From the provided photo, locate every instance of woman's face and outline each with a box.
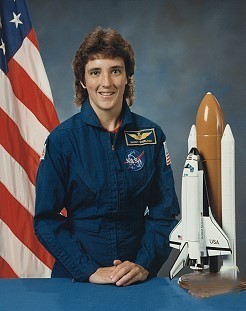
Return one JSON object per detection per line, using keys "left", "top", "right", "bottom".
{"left": 83, "top": 56, "right": 127, "bottom": 117}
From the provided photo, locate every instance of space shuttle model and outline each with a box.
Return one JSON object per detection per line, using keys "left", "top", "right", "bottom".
{"left": 169, "top": 92, "right": 237, "bottom": 280}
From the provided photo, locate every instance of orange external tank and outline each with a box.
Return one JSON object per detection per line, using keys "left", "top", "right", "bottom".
{"left": 196, "top": 92, "right": 225, "bottom": 226}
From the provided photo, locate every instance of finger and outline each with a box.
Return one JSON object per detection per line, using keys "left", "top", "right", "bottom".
{"left": 113, "top": 259, "right": 122, "bottom": 266}
{"left": 115, "top": 265, "right": 149, "bottom": 286}
{"left": 115, "top": 268, "right": 139, "bottom": 286}
{"left": 111, "top": 261, "right": 129, "bottom": 278}
{"left": 111, "top": 261, "right": 134, "bottom": 282}
{"left": 121, "top": 276, "right": 137, "bottom": 287}
{"left": 113, "top": 260, "right": 133, "bottom": 272}
{"left": 110, "top": 260, "right": 123, "bottom": 279}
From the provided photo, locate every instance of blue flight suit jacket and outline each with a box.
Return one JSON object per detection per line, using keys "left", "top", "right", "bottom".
{"left": 34, "top": 100, "right": 180, "bottom": 282}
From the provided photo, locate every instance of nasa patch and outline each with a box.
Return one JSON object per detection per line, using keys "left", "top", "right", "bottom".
{"left": 124, "top": 149, "right": 145, "bottom": 171}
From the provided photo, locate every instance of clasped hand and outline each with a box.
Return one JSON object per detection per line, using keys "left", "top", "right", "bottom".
{"left": 89, "top": 260, "right": 149, "bottom": 286}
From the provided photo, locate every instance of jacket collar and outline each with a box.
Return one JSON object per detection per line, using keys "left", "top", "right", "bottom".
{"left": 79, "top": 99, "right": 133, "bottom": 129}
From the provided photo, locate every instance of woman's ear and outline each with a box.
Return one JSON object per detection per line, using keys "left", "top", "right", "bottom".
{"left": 125, "top": 76, "right": 129, "bottom": 85}
{"left": 80, "top": 81, "right": 86, "bottom": 89}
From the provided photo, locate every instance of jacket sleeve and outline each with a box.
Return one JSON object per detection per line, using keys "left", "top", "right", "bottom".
{"left": 135, "top": 138, "right": 180, "bottom": 276}
{"left": 34, "top": 134, "right": 99, "bottom": 281}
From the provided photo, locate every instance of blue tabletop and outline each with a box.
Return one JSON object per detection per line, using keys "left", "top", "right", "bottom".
{"left": 0, "top": 277, "right": 245, "bottom": 311}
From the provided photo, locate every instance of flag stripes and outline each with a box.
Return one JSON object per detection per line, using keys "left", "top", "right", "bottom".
{"left": 0, "top": 108, "right": 39, "bottom": 184}
{"left": 0, "top": 220, "right": 51, "bottom": 278}
{"left": 14, "top": 30, "right": 53, "bottom": 102}
{"left": 0, "top": 70, "right": 50, "bottom": 155}
{"left": 7, "top": 58, "right": 58, "bottom": 132}
{"left": 0, "top": 0, "right": 59, "bottom": 277}
{"left": 0, "top": 183, "right": 54, "bottom": 270}
{"left": 0, "top": 257, "right": 18, "bottom": 278}
{"left": 0, "top": 145, "right": 36, "bottom": 215}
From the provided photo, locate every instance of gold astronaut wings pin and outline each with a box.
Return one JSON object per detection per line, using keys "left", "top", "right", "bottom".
{"left": 124, "top": 128, "right": 157, "bottom": 146}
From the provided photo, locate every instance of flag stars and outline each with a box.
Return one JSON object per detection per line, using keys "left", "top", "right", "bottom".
{"left": 0, "top": 39, "right": 5, "bottom": 55}
{"left": 10, "top": 12, "right": 23, "bottom": 28}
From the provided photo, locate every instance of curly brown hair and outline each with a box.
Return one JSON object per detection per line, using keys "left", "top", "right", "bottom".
{"left": 72, "top": 27, "right": 135, "bottom": 107}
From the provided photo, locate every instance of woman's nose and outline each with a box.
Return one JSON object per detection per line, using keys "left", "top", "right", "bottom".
{"left": 101, "top": 72, "right": 111, "bottom": 87}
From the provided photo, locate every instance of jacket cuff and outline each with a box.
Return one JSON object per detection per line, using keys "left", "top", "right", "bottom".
{"left": 74, "top": 262, "right": 100, "bottom": 282}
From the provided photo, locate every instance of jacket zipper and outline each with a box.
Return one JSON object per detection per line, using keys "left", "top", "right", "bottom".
{"left": 110, "top": 131, "right": 118, "bottom": 151}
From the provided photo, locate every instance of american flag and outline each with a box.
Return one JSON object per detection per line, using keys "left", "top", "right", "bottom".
{"left": 0, "top": 0, "right": 59, "bottom": 277}
{"left": 163, "top": 141, "right": 171, "bottom": 166}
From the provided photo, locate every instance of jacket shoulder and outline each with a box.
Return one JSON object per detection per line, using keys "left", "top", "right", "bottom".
{"left": 56, "top": 113, "right": 83, "bottom": 131}
{"left": 131, "top": 112, "right": 165, "bottom": 138}
{"left": 131, "top": 112, "right": 161, "bottom": 129}
{"left": 48, "top": 113, "right": 82, "bottom": 139}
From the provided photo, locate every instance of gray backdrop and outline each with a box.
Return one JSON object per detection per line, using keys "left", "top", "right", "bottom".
{"left": 28, "top": 0, "right": 246, "bottom": 277}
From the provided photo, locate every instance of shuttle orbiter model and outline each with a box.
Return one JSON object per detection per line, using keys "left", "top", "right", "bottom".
{"left": 169, "top": 93, "right": 237, "bottom": 280}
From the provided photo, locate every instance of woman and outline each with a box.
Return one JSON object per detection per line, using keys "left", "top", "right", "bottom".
{"left": 34, "top": 27, "right": 180, "bottom": 286}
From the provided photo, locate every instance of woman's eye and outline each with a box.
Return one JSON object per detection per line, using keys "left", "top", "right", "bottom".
{"left": 112, "top": 69, "right": 120, "bottom": 75}
{"left": 90, "top": 70, "right": 100, "bottom": 76}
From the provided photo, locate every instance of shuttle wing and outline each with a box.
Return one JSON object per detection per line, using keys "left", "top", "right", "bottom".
{"left": 203, "top": 214, "right": 231, "bottom": 256}
{"left": 169, "top": 242, "right": 189, "bottom": 280}
{"left": 169, "top": 220, "right": 182, "bottom": 250}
